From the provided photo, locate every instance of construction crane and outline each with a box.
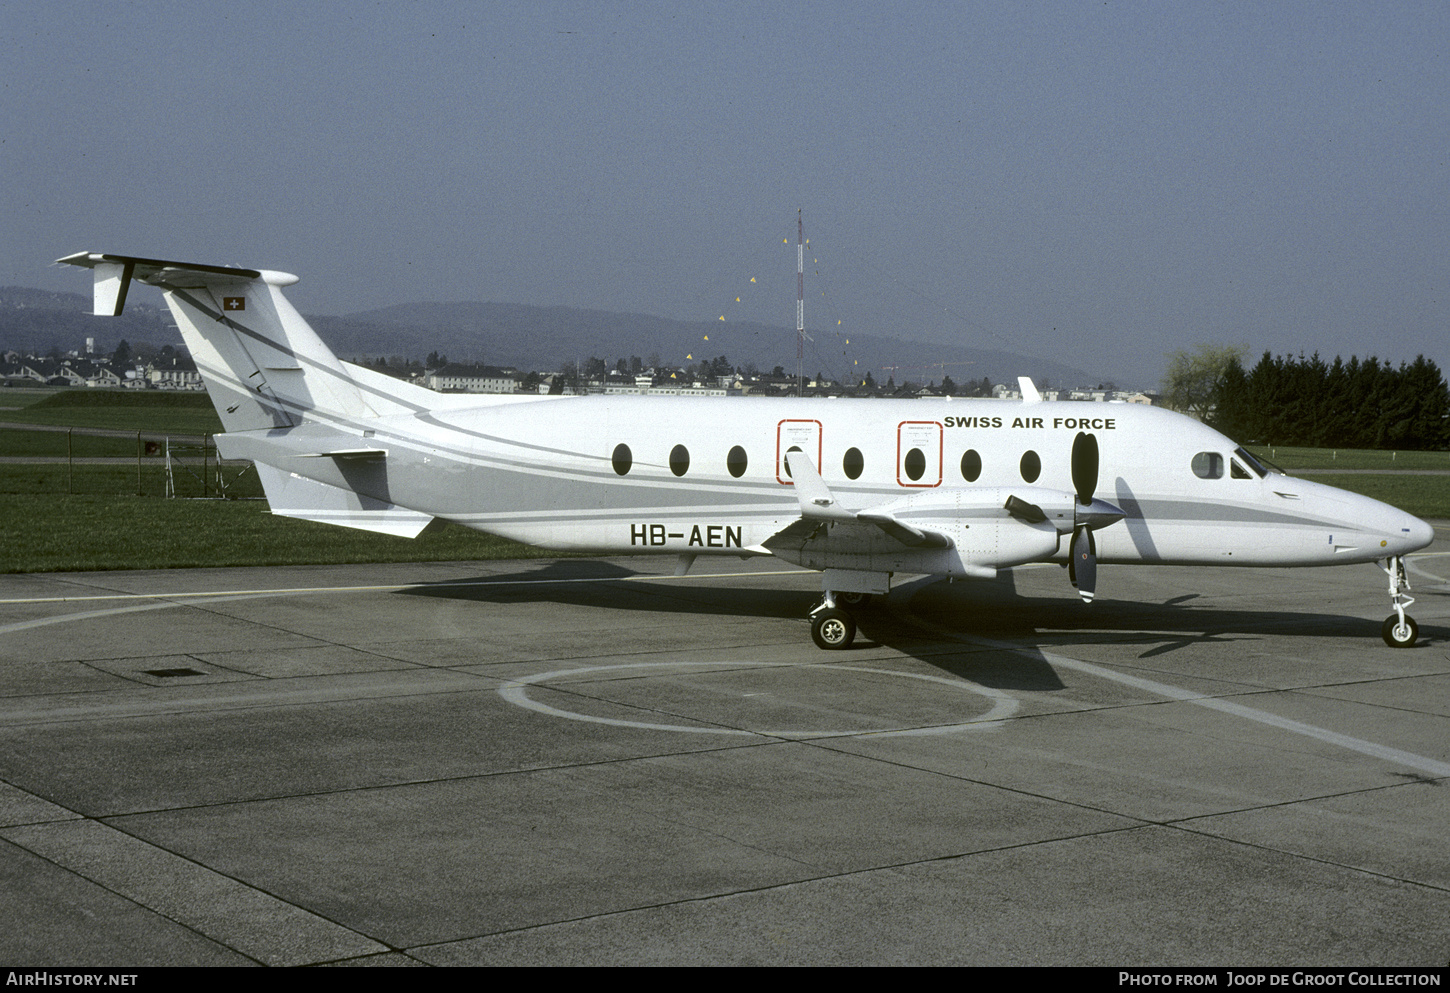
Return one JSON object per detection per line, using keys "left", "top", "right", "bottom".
{"left": 880, "top": 360, "right": 976, "bottom": 380}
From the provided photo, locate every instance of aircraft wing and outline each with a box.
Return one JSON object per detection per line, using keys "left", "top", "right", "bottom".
{"left": 781, "top": 451, "right": 952, "bottom": 549}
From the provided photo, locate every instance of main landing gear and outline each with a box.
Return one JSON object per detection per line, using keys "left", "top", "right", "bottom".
{"left": 1380, "top": 555, "right": 1419, "bottom": 648}
{"left": 809, "top": 591, "right": 871, "bottom": 650}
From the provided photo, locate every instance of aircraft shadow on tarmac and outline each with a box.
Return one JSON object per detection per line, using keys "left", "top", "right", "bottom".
{"left": 395, "top": 560, "right": 1443, "bottom": 694}
{"left": 396, "top": 559, "right": 813, "bottom": 621}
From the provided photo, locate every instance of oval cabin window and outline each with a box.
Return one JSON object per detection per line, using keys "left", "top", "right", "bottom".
{"left": 1020, "top": 450, "right": 1041, "bottom": 483}
{"left": 961, "top": 449, "right": 981, "bottom": 482}
{"left": 669, "top": 444, "right": 690, "bottom": 477}
{"left": 842, "top": 447, "right": 864, "bottom": 480}
{"left": 726, "top": 445, "right": 748, "bottom": 478}
{"left": 612, "top": 443, "right": 632, "bottom": 476}
{"left": 904, "top": 448, "right": 926, "bottom": 481}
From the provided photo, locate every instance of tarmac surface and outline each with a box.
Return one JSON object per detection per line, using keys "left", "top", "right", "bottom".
{"left": 1, "top": 530, "right": 1447, "bottom": 966}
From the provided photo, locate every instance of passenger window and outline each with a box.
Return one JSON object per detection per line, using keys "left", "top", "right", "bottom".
{"left": 726, "top": 445, "right": 747, "bottom": 478}
{"left": 669, "top": 444, "right": 690, "bottom": 477}
{"left": 1020, "top": 450, "right": 1041, "bottom": 484}
{"left": 1192, "top": 452, "right": 1224, "bottom": 479}
{"left": 961, "top": 449, "right": 981, "bottom": 482}
{"left": 904, "top": 448, "right": 926, "bottom": 481}
{"left": 842, "top": 447, "right": 864, "bottom": 480}
{"left": 1231, "top": 459, "right": 1252, "bottom": 479}
{"left": 612, "top": 443, "right": 632, "bottom": 476}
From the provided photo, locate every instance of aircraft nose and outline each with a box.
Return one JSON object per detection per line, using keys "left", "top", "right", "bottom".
{"left": 1402, "top": 513, "right": 1435, "bottom": 553}
{"left": 1337, "top": 483, "right": 1432, "bottom": 555}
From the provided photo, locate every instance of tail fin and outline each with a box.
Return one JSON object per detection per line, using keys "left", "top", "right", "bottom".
{"left": 56, "top": 252, "right": 380, "bottom": 432}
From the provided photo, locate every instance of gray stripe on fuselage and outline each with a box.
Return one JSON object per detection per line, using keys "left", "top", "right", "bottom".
{"left": 414, "top": 412, "right": 613, "bottom": 463}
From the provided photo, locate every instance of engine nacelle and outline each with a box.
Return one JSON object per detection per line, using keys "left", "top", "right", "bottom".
{"left": 764, "top": 486, "right": 1070, "bottom": 579}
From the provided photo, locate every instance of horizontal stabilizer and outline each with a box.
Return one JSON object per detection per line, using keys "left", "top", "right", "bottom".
{"left": 55, "top": 252, "right": 267, "bottom": 316}
{"left": 253, "top": 464, "right": 433, "bottom": 538}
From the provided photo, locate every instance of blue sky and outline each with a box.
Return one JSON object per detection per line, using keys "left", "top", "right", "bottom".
{"left": 4, "top": 0, "right": 1446, "bottom": 387}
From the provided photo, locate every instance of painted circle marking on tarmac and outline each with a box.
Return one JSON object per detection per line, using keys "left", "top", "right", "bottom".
{"left": 497, "top": 661, "right": 1018, "bottom": 739}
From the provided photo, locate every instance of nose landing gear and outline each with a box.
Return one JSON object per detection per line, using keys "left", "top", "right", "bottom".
{"left": 1380, "top": 556, "right": 1419, "bottom": 648}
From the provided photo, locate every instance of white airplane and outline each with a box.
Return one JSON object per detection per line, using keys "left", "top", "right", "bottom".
{"left": 57, "top": 252, "right": 1435, "bottom": 649}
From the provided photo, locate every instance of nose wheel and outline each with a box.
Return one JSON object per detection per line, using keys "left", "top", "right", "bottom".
{"left": 809, "top": 592, "right": 857, "bottom": 650}
{"left": 1380, "top": 556, "right": 1419, "bottom": 648}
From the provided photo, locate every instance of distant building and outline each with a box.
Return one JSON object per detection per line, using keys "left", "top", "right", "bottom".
{"left": 426, "top": 364, "right": 521, "bottom": 393}
{"left": 1, "top": 360, "right": 47, "bottom": 384}
{"left": 147, "top": 354, "right": 204, "bottom": 390}
{"left": 68, "top": 360, "right": 123, "bottom": 388}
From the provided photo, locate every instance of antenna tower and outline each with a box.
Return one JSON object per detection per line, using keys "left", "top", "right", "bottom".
{"left": 796, "top": 209, "right": 804, "bottom": 397}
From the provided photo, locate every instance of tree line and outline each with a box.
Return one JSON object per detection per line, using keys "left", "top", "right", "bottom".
{"left": 1171, "top": 347, "right": 1450, "bottom": 450}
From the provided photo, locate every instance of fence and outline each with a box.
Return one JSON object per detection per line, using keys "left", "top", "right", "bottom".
{"left": 0, "top": 428, "right": 262, "bottom": 499}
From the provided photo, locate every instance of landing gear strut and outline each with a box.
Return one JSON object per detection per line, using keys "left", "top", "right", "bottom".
{"left": 1380, "top": 556, "right": 1419, "bottom": 648}
{"left": 809, "top": 592, "right": 857, "bottom": 650}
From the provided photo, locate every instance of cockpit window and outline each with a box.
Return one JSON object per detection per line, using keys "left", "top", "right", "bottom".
{"left": 1231, "top": 459, "right": 1252, "bottom": 479}
{"left": 1192, "top": 452, "right": 1224, "bottom": 479}
{"left": 1234, "top": 447, "right": 1270, "bottom": 477}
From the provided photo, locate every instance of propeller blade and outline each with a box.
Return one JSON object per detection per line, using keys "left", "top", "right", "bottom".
{"left": 1071, "top": 526, "right": 1097, "bottom": 602}
{"left": 1071, "top": 431, "right": 1099, "bottom": 507}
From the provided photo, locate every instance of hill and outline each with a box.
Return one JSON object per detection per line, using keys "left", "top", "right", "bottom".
{"left": 2, "top": 287, "right": 1103, "bottom": 389}
{"left": 319, "top": 302, "right": 1102, "bottom": 388}
{"left": 0, "top": 287, "right": 171, "bottom": 352}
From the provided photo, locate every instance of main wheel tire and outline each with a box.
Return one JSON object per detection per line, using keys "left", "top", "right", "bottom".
{"left": 1382, "top": 614, "right": 1419, "bottom": 648}
{"left": 811, "top": 608, "right": 856, "bottom": 650}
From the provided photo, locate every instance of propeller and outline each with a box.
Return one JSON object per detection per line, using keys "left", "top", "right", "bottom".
{"left": 1069, "top": 432, "right": 1107, "bottom": 603}
{"left": 1069, "top": 525, "right": 1096, "bottom": 602}
{"left": 1071, "top": 430, "right": 1098, "bottom": 508}
{"left": 1004, "top": 431, "right": 1123, "bottom": 602}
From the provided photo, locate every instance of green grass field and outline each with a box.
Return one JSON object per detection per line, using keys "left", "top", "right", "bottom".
{"left": 0, "top": 388, "right": 223, "bottom": 435}
{"left": 1286, "top": 473, "right": 1450, "bottom": 520}
{"left": 0, "top": 428, "right": 184, "bottom": 458}
{"left": 0, "top": 386, "right": 60, "bottom": 410}
{"left": 0, "top": 492, "right": 549, "bottom": 573}
{"left": 0, "top": 464, "right": 258, "bottom": 500}
{"left": 0, "top": 390, "right": 1444, "bottom": 573}
{"left": 1243, "top": 445, "right": 1450, "bottom": 472}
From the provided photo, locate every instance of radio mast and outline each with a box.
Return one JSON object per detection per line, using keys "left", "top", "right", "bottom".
{"left": 796, "top": 209, "right": 804, "bottom": 397}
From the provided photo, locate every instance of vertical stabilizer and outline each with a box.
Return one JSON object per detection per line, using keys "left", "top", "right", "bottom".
{"left": 55, "top": 253, "right": 378, "bottom": 432}
{"left": 163, "top": 274, "right": 380, "bottom": 431}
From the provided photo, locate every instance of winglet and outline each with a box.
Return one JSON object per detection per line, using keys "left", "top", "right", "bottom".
{"left": 784, "top": 451, "right": 854, "bottom": 521}
{"left": 783, "top": 450, "right": 952, "bottom": 548}
{"left": 1018, "top": 376, "right": 1042, "bottom": 404}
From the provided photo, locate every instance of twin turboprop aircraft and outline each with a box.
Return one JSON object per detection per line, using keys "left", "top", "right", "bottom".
{"left": 57, "top": 252, "right": 1435, "bottom": 649}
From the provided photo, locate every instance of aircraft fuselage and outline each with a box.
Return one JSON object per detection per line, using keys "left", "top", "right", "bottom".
{"left": 228, "top": 394, "right": 1431, "bottom": 576}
